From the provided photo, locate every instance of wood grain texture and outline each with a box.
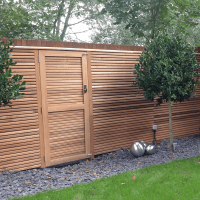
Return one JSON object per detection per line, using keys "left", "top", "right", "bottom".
{"left": 1, "top": 44, "right": 200, "bottom": 173}
{"left": 87, "top": 51, "right": 94, "bottom": 159}
{"left": 82, "top": 53, "right": 91, "bottom": 156}
{"left": 39, "top": 50, "right": 51, "bottom": 166}
{"left": 34, "top": 49, "right": 45, "bottom": 168}
{"left": 0, "top": 48, "right": 41, "bottom": 173}
{"left": 38, "top": 50, "right": 90, "bottom": 167}
{"left": 90, "top": 51, "right": 154, "bottom": 155}
{"left": 90, "top": 51, "right": 200, "bottom": 156}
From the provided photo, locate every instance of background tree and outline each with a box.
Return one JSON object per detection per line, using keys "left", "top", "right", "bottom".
{"left": 0, "top": 0, "right": 102, "bottom": 42}
{"left": 90, "top": 13, "right": 145, "bottom": 45}
{"left": 0, "top": 0, "right": 35, "bottom": 39}
{"left": 50, "top": 0, "right": 102, "bottom": 42}
{"left": 0, "top": 40, "right": 26, "bottom": 107}
{"left": 161, "top": 0, "right": 200, "bottom": 46}
{"left": 2, "top": 0, "right": 200, "bottom": 45}
{"left": 132, "top": 33, "right": 200, "bottom": 151}
{"left": 98, "top": 0, "right": 200, "bottom": 46}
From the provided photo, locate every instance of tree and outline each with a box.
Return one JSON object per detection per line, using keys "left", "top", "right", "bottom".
{"left": 132, "top": 33, "right": 200, "bottom": 151}
{"left": 98, "top": 0, "right": 200, "bottom": 45}
{"left": 90, "top": 13, "right": 146, "bottom": 45}
{"left": 0, "top": 0, "right": 36, "bottom": 39}
{"left": 165, "top": 12, "right": 200, "bottom": 47}
{"left": 183, "top": 21, "right": 200, "bottom": 47}
{"left": 0, "top": 40, "right": 26, "bottom": 107}
{"left": 50, "top": 0, "right": 102, "bottom": 42}
{"left": 0, "top": 0, "right": 102, "bottom": 42}
{"left": 93, "top": 0, "right": 200, "bottom": 46}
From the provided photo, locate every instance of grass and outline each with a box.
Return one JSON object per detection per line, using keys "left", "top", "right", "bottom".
{"left": 9, "top": 154, "right": 200, "bottom": 200}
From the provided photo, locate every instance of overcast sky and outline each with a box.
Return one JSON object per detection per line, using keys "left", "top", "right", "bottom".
{"left": 67, "top": 18, "right": 93, "bottom": 43}
{"left": 59, "top": 2, "right": 104, "bottom": 43}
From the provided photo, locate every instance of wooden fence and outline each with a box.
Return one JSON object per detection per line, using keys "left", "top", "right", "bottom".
{"left": 0, "top": 38, "right": 200, "bottom": 173}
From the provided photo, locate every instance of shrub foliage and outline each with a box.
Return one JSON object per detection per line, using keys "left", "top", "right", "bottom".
{"left": 0, "top": 40, "right": 26, "bottom": 107}
{"left": 133, "top": 33, "right": 200, "bottom": 151}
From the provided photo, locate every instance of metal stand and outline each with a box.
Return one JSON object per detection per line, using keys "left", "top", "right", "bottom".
{"left": 173, "top": 143, "right": 177, "bottom": 151}
{"left": 152, "top": 130, "right": 157, "bottom": 144}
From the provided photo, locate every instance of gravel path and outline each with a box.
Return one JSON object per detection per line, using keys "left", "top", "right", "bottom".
{"left": 1, "top": 134, "right": 200, "bottom": 200}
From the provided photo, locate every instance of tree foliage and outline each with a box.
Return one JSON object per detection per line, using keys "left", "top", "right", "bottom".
{"left": 0, "top": 40, "right": 26, "bottom": 107}
{"left": 165, "top": 3, "right": 200, "bottom": 46}
{"left": 90, "top": 13, "right": 146, "bottom": 45}
{"left": 0, "top": 0, "right": 102, "bottom": 42}
{"left": 2, "top": 0, "right": 200, "bottom": 45}
{"left": 132, "top": 33, "right": 200, "bottom": 151}
{"left": 0, "top": 0, "right": 35, "bottom": 39}
{"left": 98, "top": 0, "right": 200, "bottom": 46}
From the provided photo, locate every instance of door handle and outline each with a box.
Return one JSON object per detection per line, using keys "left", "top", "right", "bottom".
{"left": 84, "top": 85, "right": 87, "bottom": 93}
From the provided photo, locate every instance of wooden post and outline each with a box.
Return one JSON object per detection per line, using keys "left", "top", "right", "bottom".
{"left": 34, "top": 50, "right": 46, "bottom": 167}
{"left": 87, "top": 51, "right": 94, "bottom": 159}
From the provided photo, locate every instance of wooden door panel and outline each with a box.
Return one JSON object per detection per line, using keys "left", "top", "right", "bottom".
{"left": 39, "top": 50, "right": 90, "bottom": 167}
{"left": 48, "top": 110, "right": 85, "bottom": 164}
{"left": 45, "top": 56, "right": 84, "bottom": 105}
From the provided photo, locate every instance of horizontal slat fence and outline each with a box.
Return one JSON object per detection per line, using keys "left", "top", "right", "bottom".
{"left": 0, "top": 48, "right": 41, "bottom": 172}
{"left": 90, "top": 51, "right": 156, "bottom": 155}
{"left": 90, "top": 51, "right": 200, "bottom": 155}
{"left": 0, "top": 38, "right": 200, "bottom": 173}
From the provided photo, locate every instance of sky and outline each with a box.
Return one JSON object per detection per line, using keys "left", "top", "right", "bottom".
{"left": 67, "top": 18, "right": 93, "bottom": 43}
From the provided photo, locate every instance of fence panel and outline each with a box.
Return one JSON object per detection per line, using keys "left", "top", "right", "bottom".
{"left": 0, "top": 48, "right": 41, "bottom": 172}
{"left": 90, "top": 51, "right": 155, "bottom": 155}
{"left": 0, "top": 39, "right": 200, "bottom": 172}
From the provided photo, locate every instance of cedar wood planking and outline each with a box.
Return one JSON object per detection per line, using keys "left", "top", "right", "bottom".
{"left": 0, "top": 38, "right": 200, "bottom": 173}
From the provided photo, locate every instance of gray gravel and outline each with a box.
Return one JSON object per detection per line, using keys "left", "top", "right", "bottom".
{"left": 1, "top": 134, "right": 200, "bottom": 200}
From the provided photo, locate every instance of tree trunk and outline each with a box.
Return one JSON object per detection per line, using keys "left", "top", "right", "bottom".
{"left": 168, "top": 97, "right": 174, "bottom": 151}
{"left": 60, "top": 0, "right": 75, "bottom": 41}
{"left": 56, "top": 0, "right": 65, "bottom": 38}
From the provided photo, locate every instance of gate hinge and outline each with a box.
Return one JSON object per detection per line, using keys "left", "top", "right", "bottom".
{"left": 41, "top": 107, "right": 42, "bottom": 114}
{"left": 87, "top": 154, "right": 92, "bottom": 156}
{"left": 82, "top": 53, "right": 88, "bottom": 56}
{"left": 44, "top": 156, "right": 45, "bottom": 162}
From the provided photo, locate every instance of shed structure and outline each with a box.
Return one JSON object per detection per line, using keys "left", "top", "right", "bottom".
{"left": 0, "top": 38, "right": 200, "bottom": 173}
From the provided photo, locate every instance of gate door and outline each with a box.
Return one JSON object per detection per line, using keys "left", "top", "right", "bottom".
{"left": 39, "top": 50, "right": 90, "bottom": 167}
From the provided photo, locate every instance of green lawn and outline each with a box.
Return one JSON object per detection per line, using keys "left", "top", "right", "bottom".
{"left": 9, "top": 154, "right": 200, "bottom": 200}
